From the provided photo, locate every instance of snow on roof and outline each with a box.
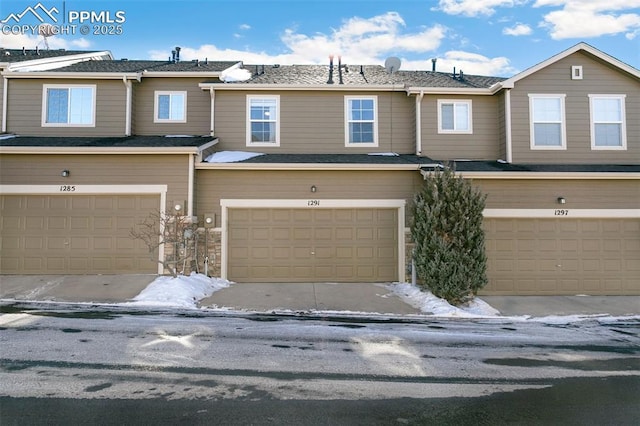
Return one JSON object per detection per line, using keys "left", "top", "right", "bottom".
{"left": 205, "top": 151, "right": 265, "bottom": 163}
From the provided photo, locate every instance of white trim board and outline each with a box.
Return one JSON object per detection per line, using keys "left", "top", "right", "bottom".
{"left": 484, "top": 209, "right": 640, "bottom": 218}
{"left": 220, "top": 199, "right": 406, "bottom": 282}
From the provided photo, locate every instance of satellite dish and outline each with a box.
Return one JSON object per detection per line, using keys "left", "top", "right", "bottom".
{"left": 384, "top": 56, "right": 401, "bottom": 74}
{"left": 38, "top": 24, "right": 55, "bottom": 49}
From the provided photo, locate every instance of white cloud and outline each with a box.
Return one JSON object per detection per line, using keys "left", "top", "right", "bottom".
{"left": 0, "top": 33, "right": 92, "bottom": 50}
{"left": 239, "top": 24, "right": 251, "bottom": 31}
{"left": 503, "top": 23, "right": 533, "bottom": 36}
{"left": 151, "top": 12, "right": 448, "bottom": 67}
{"left": 434, "top": 0, "right": 525, "bottom": 17}
{"left": 534, "top": 0, "right": 640, "bottom": 39}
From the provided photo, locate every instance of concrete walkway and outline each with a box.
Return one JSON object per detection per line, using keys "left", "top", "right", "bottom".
{"left": 1, "top": 275, "right": 639, "bottom": 317}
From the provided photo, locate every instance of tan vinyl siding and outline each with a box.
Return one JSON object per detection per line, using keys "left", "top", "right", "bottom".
{"left": 213, "top": 91, "right": 415, "bottom": 154}
{"left": 0, "top": 154, "right": 190, "bottom": 204}
{"left": 510, "top": 51, "right": 640, "bottom": 164}
{"left": 133, "top": 77, "right": 211, "bottom": 136}
{"left": 473, "top": 179, "right": 640, "bottom": 209}
{"left": 419, "top": 94, "right": 501, "bottom": 161}
{"left": 6, "top": 79, "right": 126, "bottom": 136}
{"left": 196, "top": 169, "right": 423, "bottom": 220}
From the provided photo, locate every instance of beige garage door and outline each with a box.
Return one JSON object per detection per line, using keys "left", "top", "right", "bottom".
{"left": 483, "top": 218, "right": 640, "bottom": 295}
{"left": 0, "top": 194, "right": 159, "bottom": 274}
{"left": 228, "top": 208, "right": 398, "bottom": 282}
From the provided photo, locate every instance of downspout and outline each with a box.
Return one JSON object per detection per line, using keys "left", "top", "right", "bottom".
{"left": 2, "top": 76, "right": 7, "bottom": 133}
{"left": 505, "top": 89, "right": 513, "bottom": 163}
{"left": 188, "top": 153, "right": 195, "bottom": 218}
{"left": 123, "top": 76, "right": 132, "bottom": 136}
{"left": 415, "top": 90, "right": 424, "bottom": 156}
{"left": 208, "top": 87, "right": 215, "bottom": 136}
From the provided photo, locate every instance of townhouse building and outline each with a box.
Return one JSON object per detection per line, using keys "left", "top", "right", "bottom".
{"left": 1, "top": 42, "right": 638, "bottom": 295}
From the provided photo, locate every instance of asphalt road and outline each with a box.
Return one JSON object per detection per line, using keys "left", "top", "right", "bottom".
{"left": 1, "top": 304, "right": 639, "bottom": 425}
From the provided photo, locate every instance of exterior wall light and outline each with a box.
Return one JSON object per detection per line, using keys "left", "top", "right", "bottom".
{"left": 61, "top": 170, "right": 70, "bottom": 177}
{"left": 204, "top": 215, "right": 215, "bottom": 228}
{"left": 174, "top": 204, "right": 182, "bottom": 212}
{"left": 557, "top": 197, "right": 566, "bottom": 205}
{"left": 311, "top": 185, "right": 317, "bottom": 193}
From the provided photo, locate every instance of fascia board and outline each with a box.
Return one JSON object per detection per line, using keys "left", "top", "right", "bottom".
{"left": 141, "top": 72, "right": 222, "bottom": 78}
{"left": 0, "top": 146, "right": 199, "bottom": 155}
{"left": 6, "top": 51, "right": 113, "bottom": 71}
{"left": 457, "top": 171, "right": 640, "bottom": 180}
{"left": 3, "top": 71, "right": 141, "bottom": 80}
{"left": 196, "top": 162, "right": 421, "bottom": 171}
{"left": 197, "top": 83, "right": 401, "bottom": 91}
{"left": 405, "top": 86, "right": 495, "bottom": 95}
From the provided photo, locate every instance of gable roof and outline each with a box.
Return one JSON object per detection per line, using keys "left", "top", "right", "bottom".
{"left": 0, "top": 48, "right": 113, "bottom": 71}
{"left": 50, "top": 59, "right": 241, "bottom": 74}
{"left": 500, "top": 42, "right": 640, "bottom": 88}
{"left": 200, "top": 63, "right": 505, "bottom": 92}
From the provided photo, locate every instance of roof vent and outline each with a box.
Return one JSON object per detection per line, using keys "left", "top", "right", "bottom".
{"left": 431, "top": 58, "right": 437, "bottom": 72}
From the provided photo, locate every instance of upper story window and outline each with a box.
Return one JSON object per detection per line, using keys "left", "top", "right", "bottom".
{"left": 247, "top": 95, "right": 280, "bottom": 146}
{"left": 529, "top": 94, "right": 566, "bottom": 150}
{"left": 154, "top": 91, "right": 187, "bottom": 123}
{"left": 345, "top": 96, "right": 378, "bottom": 147}
{"left": 438, "top": 100, "right": 472, "bottom": 134}
{"left": 589, "top": 95, "right": 626, "bottom": 150}
{"left": 42, "top": 84, "right": 95, "bottom": 127}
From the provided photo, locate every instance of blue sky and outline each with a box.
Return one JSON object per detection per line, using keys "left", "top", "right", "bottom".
{"left": 1, "top": 0, "right": 639, "bottom": 76}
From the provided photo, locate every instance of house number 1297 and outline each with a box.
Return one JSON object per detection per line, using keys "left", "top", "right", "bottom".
{"left": 554, "top": 209, "right": 569, "bottom": 216}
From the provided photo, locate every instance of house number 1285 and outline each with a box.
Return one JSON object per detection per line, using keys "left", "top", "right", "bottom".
{"left": 59, "top": 185, "right": 76, "bottom": 192}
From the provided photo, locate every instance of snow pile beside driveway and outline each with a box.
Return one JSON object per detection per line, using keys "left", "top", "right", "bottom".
{"left": 126, "top": 273, "right": 230, "bottom": 309}
{"left": 389, "top": 282, "right": 500, "bottom": 317}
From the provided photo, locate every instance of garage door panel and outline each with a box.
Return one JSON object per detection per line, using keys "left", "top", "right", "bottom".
{"left": 0, "top": 194, "right": 158, "bottom": 274}
{"left": 228, "top": 207, "right": 397, "bottom": 282}
{"left": 484, "top": 218, "right": 640, "bottom": 295}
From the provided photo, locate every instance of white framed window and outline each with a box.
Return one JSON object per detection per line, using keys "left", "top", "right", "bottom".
{"left": 246, "top": 95, "right": 280, "bottom": 146}
{"left": 154, "top": 91, "right": 187, "bottom": 123}
{"left": 589, "top": 95, "right": 626, "bottom": 150}
{"left": 42, "top": 84, "right": 96, "bottom": 127}
{"left": 345, "top": 96, "right": 378, "bottom": 147}
{"left": 529, "top": 94, "right": 567, "bottom": 150}
{"left": 437, "top": 99, "right": 472, "bottom": 134}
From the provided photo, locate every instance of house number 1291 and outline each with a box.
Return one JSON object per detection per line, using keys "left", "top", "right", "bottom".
{"left": 307, "top": 200, "right": 320, "bottom": 206}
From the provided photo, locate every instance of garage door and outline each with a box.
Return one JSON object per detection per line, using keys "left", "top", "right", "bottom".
{"left": 0, "top": 194, "right": 159, "bottom": 274}
{"left": 228, "top": 208, "right": 398, "bottom": 282}
{"left": 483, "top": 218, "right": 640, "bottom": 295}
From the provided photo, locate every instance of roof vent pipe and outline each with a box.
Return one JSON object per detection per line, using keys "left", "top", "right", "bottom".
{"left": 431, "top": 58, "right": 437, "bottom": 72}
{"left": 327, "top": 55, "right": 334, "bottom": 84}
{"left": 338, "top": 56, "right": 344, "bottom": 84}
{"left": 171, "top": 50, "right": 176, "bottom": 62}
{"left": 175, "top": 46, "right": 181, "bottom": 62}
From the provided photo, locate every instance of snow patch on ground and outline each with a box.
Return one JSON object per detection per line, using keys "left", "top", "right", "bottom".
{"left": 125, "top": 273, "right": 230, "bottom": 309}
{"left": 205, "top": 151, "right": 264, "bottom": 163}
{"left": 389, "top": 282, "right": 501, "bottom": 317}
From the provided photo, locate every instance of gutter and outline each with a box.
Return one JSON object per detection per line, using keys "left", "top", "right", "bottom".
{"left": 0, "top": 146, "right": 201, "bottom": 155}
{"left": 196, "top": 162, "right": 425, "bottom": 171}
{"left": 198, "top": 82, "right": 402, "bottom": 92}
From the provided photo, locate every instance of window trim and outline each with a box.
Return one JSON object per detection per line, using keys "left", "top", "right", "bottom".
{"left": 589, "top": 94, "right": 627, "bottom": 151}
{"left": 246, "top": 95, "right": 280, "bottom": 147}
{"left": 154, "top": 91, "right": 187, "bottom": 123}
{"left": 437, "top": 99, "right": 473, "bottom": 134}
{"left": 41, "top": 84, "right": 96, "bottom": 127}
{"left": 344, "top": 95, "right": 379, "bottom": 147}
{"left": 528, "top": 94, "right": 567, "bottom": 150}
